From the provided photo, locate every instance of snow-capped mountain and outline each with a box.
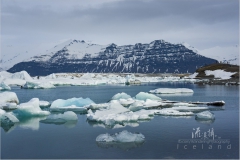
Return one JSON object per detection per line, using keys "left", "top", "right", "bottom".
{"left": 182, "top": 43, "right": 239, "bottom": 65}
{"left": 8, "top": 39, "right": 216, "bottom": 76}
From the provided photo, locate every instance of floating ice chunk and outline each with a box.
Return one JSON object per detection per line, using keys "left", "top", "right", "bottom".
{"left": 23, "top": 81, "right": 55, "bottom": 89}
{"left": 51, "top": 97, "right": 95, "bottom": 108}
{"left": 155, "top": 109, "right": 194, "bottom": 116}
{"left": 0, "top": 103, "right": 18, "bottom": 110}
{"left": 112, "top": 92, "right": 131, "bottom": 100}
{"left": 119, "top": 98, "right": 135, "bottom": 107}
{"left": 173, "top": 102, "right": 197, "bottom": 107}
{"left": 195, "top": 111, "right": 215, "bottom": 120}
{"left": 13, "top": 98, "right": 50, "bottom": 117}
{"left": 0, "top": 82, "right": 11, "bottom": 90}
{"left": 96, "top": 130, "right": 145, "bottom": 143}
{"left": 135, "top": 92, "right": 161, "bottom": 101}
{"left": 143, "top": 99, "right": 166, "bottom": 108}
{"left": 0, "top": 92, "right": 19, "bottom": 104}
{"left": 171, "top": 106, "right": 209, "bottom": 111}
{"left": 0, "top": 109, "right": 19, "bottom": 124}
{"left": 41, "top": 111, "right": 78, "bottom": 124}
{"left": 149, "top": 88, "right": 194, "bottom": 94}
{"left": 129, "top": 101, "right": 144, "bottom": 111}
{"left": 39, "top": 101, "right": 51, "bottom": 107}
{"left": 205, "top": 70, "right": 236, "bottom": 80}
{"left": 50, "top": 105, "right": 88, "bottom": 112}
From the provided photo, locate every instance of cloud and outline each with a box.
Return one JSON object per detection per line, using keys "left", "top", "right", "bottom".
{"left": 1, "top": 0, "right": 239, "bottom": 50}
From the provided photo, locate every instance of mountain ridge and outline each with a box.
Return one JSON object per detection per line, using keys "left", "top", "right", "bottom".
{"left": 7, "top": 39, "right": 217, "bottom": 76}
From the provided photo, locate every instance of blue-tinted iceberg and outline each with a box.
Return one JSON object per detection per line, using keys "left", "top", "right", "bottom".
{"left": 50, "top": 97, "right": 94, "bottom": 112}
{"left": 0, "top": 109, "right": 19, "bottom": 124}
{"left": 13, "top": 98, "right": 50, "bottom": 117}
{"left": 112, "top": 92, "right": 131, "bottom": 100}
{"left": 41, "top": 111, "right": 78, "bottom": 124}
{"left": 135, "top": 92, "right": 161, "bottom": 101}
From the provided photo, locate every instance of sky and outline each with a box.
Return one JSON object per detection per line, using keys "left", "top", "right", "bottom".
{"left": 0, "top": 0, "right": 239, "bottom": 68}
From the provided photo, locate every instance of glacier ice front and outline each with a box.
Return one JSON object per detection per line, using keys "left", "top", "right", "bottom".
{"left": 96, "top": 130, "right": 145, "bottom": 143}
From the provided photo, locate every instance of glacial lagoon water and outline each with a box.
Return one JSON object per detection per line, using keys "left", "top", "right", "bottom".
{"left": 1, "top": 83, "right": 239, "bottom": 159}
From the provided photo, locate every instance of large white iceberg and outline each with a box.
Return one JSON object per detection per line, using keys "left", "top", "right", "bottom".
{"left": 112, "top": 92, "right": 131, "bottom": 100}
{"left": 13, "top": 98, "right": 50, "bottom": 117}
{"left": 11, "top": 71, "right": 33, "bottom": 81}
{"left": 129, "top": 101, "right": 144, "bottom": 111}
{"left": 0, "top": 82, "right": 11, "bottom": 90}
{"left": 0, "top": 92, "right": 19, "bottom": 104}
{"left": 96, "top": 130, "right": 145, "bottom": 143}
{"left": 149, "top": 88, "right": 194, "bottom": 94}
{"left": 195, "top": 111, "right": 215, "bottom": 120}
{"left": 135, "top": 92, "right": 161, "bottom": 101}
{"left": 23, "top": 81, "right": 55, "bottom": 89}
{"left": 118, "top": 98, "right": 136, "bottom": 107}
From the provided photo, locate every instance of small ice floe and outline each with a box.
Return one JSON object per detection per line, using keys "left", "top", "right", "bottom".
{"left": 173, "top": 102, "right": 197, "bottom": 107}
{"left": 39, "top": 101, "right": 51, "bottom": 108}
{"left": 135, "top": 92, "right": 161, "bottom": 101}
{"left": 0, "top": 92, "right": 19, "bottom": 104}
{"left": 111, "top": 92, "right": 131, "bottom": 100}
{"left": 40, "top": 111, "right": 78, "bottom": 124}
{"left": 0, "top": 109, "right": 19, "bottom": 124}
{"left": 195, "top": 111, "right": 215, "bottom": 120}
{"left": 188, "top": 72, "right": 198, "bottom": 79}
{"left": 13, "top": 98, "right": 50, "bottom": 117}
{"left": 149, "top": 88, "right": 193, "bottom": 94}
{"left": 170, "top": 106, "right": 209, "bottom": 112}
{"left": 96, "top": 130, "right": 145, "bottom": 143}
{"left": 23, "top": 81, "right": 56, "bottom": 89}
{"left": 0, "top": 82, "right": 11, "bottom": 90}
{"left": 50, "top": 97, "right": 94, "bottom": 112}
{"left": 155, "top": 109, "right": 194, "bottom": 116}
{"left": 96, "top": 130, "right": 145, "bottom": 150}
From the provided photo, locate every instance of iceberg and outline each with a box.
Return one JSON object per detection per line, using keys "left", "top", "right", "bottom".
{"left": 155, "top": 109, "right": 194, "bottom": 116}
{"left": 135, "top": 92, "right": 161, "bottom": 101}
{"left": 87, "top": 103, "right": 109, "bottom": 110}
{"left": 173, "top": 102, "right": 197, "bottom": 107}
{"left": 0, "top": 82, "right": 11, "bottom": 90}
{"left": 11, "top": 71, "right": 33, "bottom": 81}
{"left": 195, "top": 111, "right": 215, "bottom": 120}
{"left": 13, "top": 98, "right": 50, "bottom": 117}
{"left": 170, "top": 106, "right": 209, "bottom": 112}
{"left": 111, "top": 92, "right": 131, "bottom": 100}
{"left": 41, "top": 111, "right": 78, "bottom": 124}
{"left": 23, "top": 81, "right": 55, "bottom": 89}
{"left": 149, "top": 88, "right": 194, "bottom": 94}
{"left": 143, "top": 99, "right": 168, "bottom": 108}
{"left": 96, "top": 130, "right": 145, "bottom": 143}
{"left": 0, "top": 92, "right": 19, "bottom": 104}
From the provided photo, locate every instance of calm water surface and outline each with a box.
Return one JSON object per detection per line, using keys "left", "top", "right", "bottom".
{"left": 1, "top": 83, "right": 239, "bottom": 159}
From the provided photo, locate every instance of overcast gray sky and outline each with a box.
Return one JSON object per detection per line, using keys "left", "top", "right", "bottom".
{"left": 1, "top": 0, "right": 239, "bottom": 56}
